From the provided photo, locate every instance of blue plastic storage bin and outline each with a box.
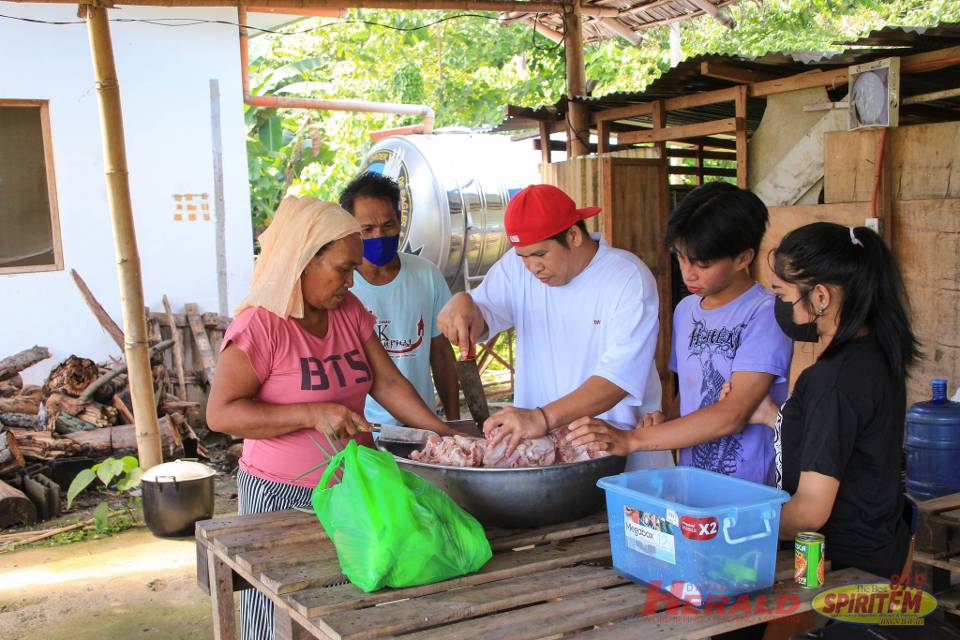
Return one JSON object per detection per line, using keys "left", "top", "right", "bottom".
{"left": 597, "top": 466, "right": 790, "bottom": 607}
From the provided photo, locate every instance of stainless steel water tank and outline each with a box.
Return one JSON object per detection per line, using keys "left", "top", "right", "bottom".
{"left": 361, "top": 132, "right": 540, "bottom": 291}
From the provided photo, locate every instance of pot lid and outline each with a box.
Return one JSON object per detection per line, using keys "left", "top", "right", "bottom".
{"left": 142, "top": 459, "right": 216, "bottom": 482}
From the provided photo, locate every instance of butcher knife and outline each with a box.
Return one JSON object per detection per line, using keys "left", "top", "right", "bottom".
{"left": 455, "top": 355, "right": 490, "bottom": 428}
{"left": 372, "top": 423, "right": 435, "bottom": 445}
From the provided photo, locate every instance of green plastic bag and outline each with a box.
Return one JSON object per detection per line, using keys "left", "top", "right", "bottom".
{"left": 311, "top": 440, "right": 492, "bottom": 592}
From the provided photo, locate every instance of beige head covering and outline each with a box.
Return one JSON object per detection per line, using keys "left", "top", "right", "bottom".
{"left": 236, "top": 196, "right": 361, "bottom": 319}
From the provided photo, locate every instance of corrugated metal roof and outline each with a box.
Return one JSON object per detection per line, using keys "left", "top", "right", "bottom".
{"left": 503, "top": 0, "right": 742, "bottom": 44}
{"left": 497, "top": 23, "right": 960, "bottom": 134}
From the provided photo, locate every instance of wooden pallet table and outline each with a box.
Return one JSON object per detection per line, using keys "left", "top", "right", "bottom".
{"left": 915, "top": 492, "right": 960, "bottom": 616}
{"left": 196, "top": 509, "right": 872, "bottom": 640}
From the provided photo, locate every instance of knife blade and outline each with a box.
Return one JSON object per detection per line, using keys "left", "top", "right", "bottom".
{"left": 455, "top": 356, "right": 490, "bottom": 428}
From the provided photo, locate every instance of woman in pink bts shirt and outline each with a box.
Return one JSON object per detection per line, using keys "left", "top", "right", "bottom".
{"left": 206, "top": 197, "right": 454, "bottom": 640}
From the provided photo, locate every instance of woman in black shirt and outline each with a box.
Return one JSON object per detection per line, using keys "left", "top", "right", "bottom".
{"left": 751, "top": 222, "right": 919, "bottom": 581}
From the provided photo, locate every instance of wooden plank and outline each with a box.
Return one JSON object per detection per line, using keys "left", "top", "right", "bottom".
{"left": 149, "top": 310, "right": 232, "bottom": 331}
{"left": 185, "top": 302, "right": 218, "bottom": 384}
{"left": 162, "top": 295, "right": 189, "bottom": 400}
{"left": 486, "top": 511, "right": 608, "bottom": 551}
{"left": 901, "top": 44, "right": 960, "bottom": 73}
{"left": 70, "top": 268, "right": 125, "bottom": 349}
{"left": 664, "top": 86, "right": 739, "bottom": 112}
{"left": 215, "top": 520, "right": 329, "bottom": 558}
{"left": 750, "top": 68, "right": 849, "bottom": 98}
{"left": 701, "top": 61, "right": 779, "bottom": 84}
{"left": 260, "top": 553, "right": 346, "bottom": 595}
{"left": 592, "top": 102, "right": 654, "bottom": 124}
{"left": 668, "top": 166, "right": 737, "bottom": 178}
{"left": 678, "top": 136, "right": 737, "bottom": 151}
{"left": 894, "top": 198, "right": 960, "bottom": 405}
{"left": 913, "top": 550, "right": 960, "bottom": 573}
{"left": 237, "top": 539, "right": 335, "bottom": 575}
{"left": 918, "top": 493, "right": 960, "bottom": 514}
{"left": 398, "top": 583, "right": 673, "bottom": 640}
{"left": 289, "top": 532, "right": 612, "bottom": 618}
{"left": 207, "top": 547, "right": 238, "bottom": 640}
{"left": 666, "top": 148, "right": 736, "bottom": 161}
{"left": 617, "top": 118, "right": 739, "bottom": 145}
{"left": 824, "top": 123, "right": 960, "bottom": 203}
{"left": 319, "top": 566, "right": 629, "bottom": 640}
{"left": 569, "top": 567, "right": 876, "bottom": 639}
{"left": 197, "top": 508, "right": 315, "bottom": 540}
{"left": 275, "top": 607, "right": 310, "bottom": 640}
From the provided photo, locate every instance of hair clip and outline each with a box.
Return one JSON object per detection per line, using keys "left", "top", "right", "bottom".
{"left": 849, "top": 227, "right": 863, "bottom": 247}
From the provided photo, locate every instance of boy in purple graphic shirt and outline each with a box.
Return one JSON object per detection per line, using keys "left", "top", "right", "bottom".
{"left": 565, "top": 182, "right": 793, "bottom": 486}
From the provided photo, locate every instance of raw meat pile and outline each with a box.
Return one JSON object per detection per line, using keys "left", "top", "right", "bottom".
{"left": 410, "top": 428, "right": 608, "bottom": 468}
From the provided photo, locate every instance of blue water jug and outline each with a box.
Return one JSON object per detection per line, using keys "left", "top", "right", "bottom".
{"left": 906, "top": 379, "right": 960, "bottom": 501}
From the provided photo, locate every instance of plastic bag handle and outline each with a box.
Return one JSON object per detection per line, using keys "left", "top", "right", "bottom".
{"left": 722, "top": 509, "right": 774, "bottom": 545}
{"left": 316, "top": 444, "right": 350, "bottom": 491}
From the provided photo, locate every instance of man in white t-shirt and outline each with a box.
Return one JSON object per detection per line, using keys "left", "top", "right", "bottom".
{"left": 340, "top": 172, "right": 460, "bottom": 424}
{"left": 437, "top": 184, "right": 672, "bottom": 470}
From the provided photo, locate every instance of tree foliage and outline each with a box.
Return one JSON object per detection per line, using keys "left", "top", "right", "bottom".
{"left": 246, "top": 1, "right": 959, "bottom": 228}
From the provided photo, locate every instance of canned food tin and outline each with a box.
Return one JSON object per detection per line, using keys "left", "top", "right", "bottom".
{"left": 794, "top": 532, "right": 825, "bottom": 589}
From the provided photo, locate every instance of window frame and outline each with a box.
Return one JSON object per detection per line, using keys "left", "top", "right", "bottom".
{"left": 0, "top": 99, "right": 64, "bottom": 275}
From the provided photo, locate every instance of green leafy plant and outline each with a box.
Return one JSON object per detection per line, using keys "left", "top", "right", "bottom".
{"left": 66, "top": 455, "right": 143, "bottom": 531}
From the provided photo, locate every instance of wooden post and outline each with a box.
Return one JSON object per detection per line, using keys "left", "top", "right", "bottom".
{"left": 735, "top": 84, "right": 749, "bottom": 188}
{"left": 85, "top": 5, "right": 162, "bottom": 470}
{"left": 695, "top": 144, "right": 704, "bottom": 185}
{"left": 538, "top": 121, "right": 552, "bottom": 164}
{"left": 563, "top": 7, "right": 589, "bottom": 157}
{"left": 651, "top": 99, "right": 666, "bottom": 160}
{"left": 597, "top": 119, "right": 610, "bottom": 155}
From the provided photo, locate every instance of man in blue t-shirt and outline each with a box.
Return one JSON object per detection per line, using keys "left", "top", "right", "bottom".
{"left": 339, "top": 172, "right": 460, "bottom": 424}
{"left": 566, "top": 182, "right": 793, "bottom": 485}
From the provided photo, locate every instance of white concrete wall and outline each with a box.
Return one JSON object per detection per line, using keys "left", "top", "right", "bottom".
{"left": 0, "top": 5, "right": 255, "bottom": 384}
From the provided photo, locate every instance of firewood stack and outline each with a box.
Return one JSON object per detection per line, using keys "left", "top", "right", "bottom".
{"left": 0, "top": 341, "right": 209, "bottom": 528}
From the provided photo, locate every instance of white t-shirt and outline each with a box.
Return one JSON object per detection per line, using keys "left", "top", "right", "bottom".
{"left": 351, "top": 253, "right": 452, "bottom": 424}
{"left": 471, "top": 236, "right": 674, "bottom": 471}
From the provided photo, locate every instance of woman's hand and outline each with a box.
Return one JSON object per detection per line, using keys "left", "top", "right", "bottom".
{"left": 312, "top": 403, "right": 373, "bottom": 438}
{"left": 483, "top": 407, "right": 549, "bottom": 454}
{"left": 565, "top": 417, "right": 637, "bottom": 457}
{"left": 639, "top": 411, "right": 665, "bottom": 429}
{"left": 720, "top": 382, "right": 779, "bottom": 428}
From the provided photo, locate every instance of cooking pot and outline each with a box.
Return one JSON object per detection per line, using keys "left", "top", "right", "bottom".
{"left": 141, "top": 459, "right": 216, "bottom": 537}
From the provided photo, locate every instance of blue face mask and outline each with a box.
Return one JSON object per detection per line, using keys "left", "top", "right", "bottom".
{"left": 362, "top": 234, "right": 400, "bottom": 266}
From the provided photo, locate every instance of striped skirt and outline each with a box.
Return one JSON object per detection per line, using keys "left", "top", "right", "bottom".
{"left": 236, "top": 469, "right": 313, "bottom": 640}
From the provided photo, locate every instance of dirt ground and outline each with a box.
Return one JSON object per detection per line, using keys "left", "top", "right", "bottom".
{"left": 0, "top": 475, "right": 239, "bottom": 640}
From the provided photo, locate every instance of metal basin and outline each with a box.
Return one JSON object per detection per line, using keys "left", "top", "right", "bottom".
{"left": 378, "top": 439, "right": 625, "bottom": 529}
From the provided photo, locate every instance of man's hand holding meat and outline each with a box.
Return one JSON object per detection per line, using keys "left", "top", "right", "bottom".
{"left": 483, "top": 405, "right": 550, "bottom": 454}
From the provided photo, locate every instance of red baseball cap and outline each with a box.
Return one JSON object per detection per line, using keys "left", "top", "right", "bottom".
{"left": 504, "top": 184, "right": 601, "bottom": 247}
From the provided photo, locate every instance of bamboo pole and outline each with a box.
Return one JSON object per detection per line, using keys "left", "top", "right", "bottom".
{"left": 563, "top": 6, "right": 590, "bottom": 157}
{"left": 85, "top": 5, "right": 162, "bottom": 470}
